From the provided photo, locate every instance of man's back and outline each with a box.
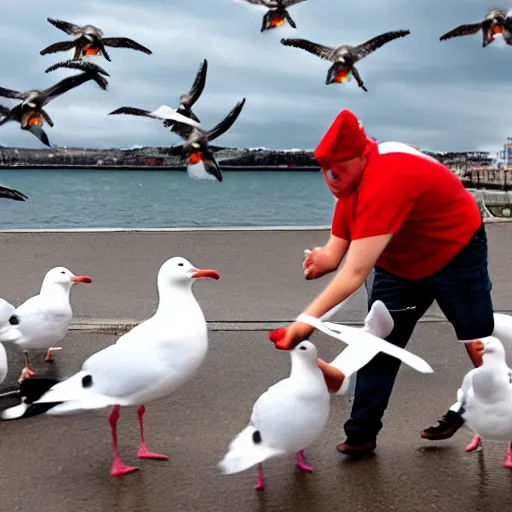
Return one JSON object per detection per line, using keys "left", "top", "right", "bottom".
{"left": 332, "top": 141, "right": 482, "bottom": 280}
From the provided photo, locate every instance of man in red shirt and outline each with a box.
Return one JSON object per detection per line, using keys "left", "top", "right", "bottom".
{"left": 268, "top": 109, "right": 494, "bottom": 455}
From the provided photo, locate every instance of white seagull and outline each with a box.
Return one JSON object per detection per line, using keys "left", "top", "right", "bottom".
{"left": 1, "top": 257, "right": 219, "bottom": 478}
{"left": 446, "top": 336, "right": 512, "bottom": 467}
{"left": 2, "top": 266, "right": 91, "bottom": 382}
{"left": 220, "top": 302, "right": 433, "bottom": 490}
{"left": 218, "top": 340, "right": 330, "bottom": 490}
{"left": 0, "top": 298, "right": 23, "bottom": 385}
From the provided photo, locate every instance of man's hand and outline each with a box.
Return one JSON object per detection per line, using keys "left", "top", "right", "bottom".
{"left": 303, "top": 248, "right": 338, "bottom": 280}
{"left": 268, "top": 321, "right": 314, "bottom": 350}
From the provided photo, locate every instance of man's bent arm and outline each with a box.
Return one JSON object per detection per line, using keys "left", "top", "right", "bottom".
{"left": 323, "top": 234, "right": 350, "bottom": 269}
{"left": 302, "top": 234, "right": 393, "bottom": 318}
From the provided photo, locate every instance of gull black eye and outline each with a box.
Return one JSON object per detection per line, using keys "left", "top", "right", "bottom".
{"left": 60, "top": 271, "right": 66, "bottom": 274}
{"left": 300, "top": 346, "right": 307, "bottom": 351}
{"left": 9, "top": 314, "right": 19, "bottom": 325}
{"left": 178, "top": 263, "right": 184, "bottom": 266}
{"left": 82, "top": 375, "right": 93, "bottom": 388}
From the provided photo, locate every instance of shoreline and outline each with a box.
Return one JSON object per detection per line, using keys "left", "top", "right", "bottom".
{"left": 0, "top": 165, "right": 320, "bottom": 171}
{"left": 1, "top": 215, "right": 512, "bottom": 233}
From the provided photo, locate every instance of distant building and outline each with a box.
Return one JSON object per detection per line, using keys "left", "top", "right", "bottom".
{"left": 498, "top": 137, "right": 512, "bottom": 166}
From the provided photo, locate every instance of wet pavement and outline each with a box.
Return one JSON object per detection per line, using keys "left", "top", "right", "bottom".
{"left": 1, "top": 323, "right": 512, "bottom": 512}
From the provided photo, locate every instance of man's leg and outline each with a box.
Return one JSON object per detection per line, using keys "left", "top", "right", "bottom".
{"left": 420, "top": 222, "right": 494, "bottom": 440}
{"left": 338, "top": 267, "right": 434, "bottom": 455}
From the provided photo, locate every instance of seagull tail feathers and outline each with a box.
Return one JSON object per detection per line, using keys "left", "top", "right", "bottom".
{"left": 31, "top": 371, "right": 115, "bottom": 415}
{"left": 218, "top": 425, "right": 284, "bottom": 475}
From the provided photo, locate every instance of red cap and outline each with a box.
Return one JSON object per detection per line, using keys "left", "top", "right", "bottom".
{"left": 314, "top": 109, "right": 369, "bottom": 167}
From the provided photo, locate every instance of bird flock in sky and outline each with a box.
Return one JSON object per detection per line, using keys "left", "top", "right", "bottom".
{"left": 0, "top": 4, "right": 510, "bottom": 188}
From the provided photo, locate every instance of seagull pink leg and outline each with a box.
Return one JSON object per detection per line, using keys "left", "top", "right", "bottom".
{"left": 465, "top": 435, "right": 482, "bottom": 452}
{"left": 136, "top": 405, "right": 169, "bottom": 460}
{"left": 504, "top": 442, "right": 512, "bottom": 469}
{"left": 18, "top": 351, "right": 35, "bottom": 382}
{"left": 109, "top": 405, "right": 138, "bottom": 476}
{"left": 254, "top": 463, "right": 265, "bottom": 490}
{"left": 296, "top": 450, "right": 313, "bottom": 472}
{"left": 44, "top": 349, "right": 53, "bottom": 362}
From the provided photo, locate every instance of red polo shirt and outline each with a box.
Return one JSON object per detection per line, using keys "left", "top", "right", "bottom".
{"left": 331, "top": 141, "right": 482, "bottom": 280}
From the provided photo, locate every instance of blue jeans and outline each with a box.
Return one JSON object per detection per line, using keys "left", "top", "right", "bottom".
{"left": 344, "top": 222, "right": 494, "bottom": 443}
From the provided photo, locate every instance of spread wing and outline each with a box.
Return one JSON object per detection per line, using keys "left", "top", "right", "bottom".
{"left": 280, "top": 38, "right": 336, "bottom": 61}
{"left": 239, "top": 0, "right": 276, "bottom": 6}
{"left": 149, "top": 106, "right": 201, "bottom": 127}
{"left": 45, "top": 60, "right": 109, "bottom": 76}
{"left": 108, "top": 105, "right": 201, "bottom": 128}
{"left": 281, "top": 0, "right": 307, "bottom": 6}
{"left": 40, "top": 40, "right": 78, "bottom": 56}
{"left": 43, "top": 70, "right": 107, "bottom": 100}
{"left": 440, "top": 22, "right": 483, "bottom": 41}
{"left": 180, "top": 59, "right": 207, "bottom": 109}
{"left": 354, "top": 30, "right": 411, "bottom": 60}
{"left": 0, "top": 87, "right": 24, "bottom": 100}
{"left": 0, "top": 104, "right": 10, "bottom": 118}
{"left": 47, "top": 17, "right": 83, "bottom": 35}
{"left": 0, "top": 184, "right": 28, "bottom": 201}
{"left": 109, "top": 106, "right": 152, "bottom": 117}
{"left": 101, "top": 37, "right": 152, "bottom": 55}
{"left": 205, "top": 98, "right": 246, "bottom": 141}
{"left": 0, "top": 104, "right": 20, "bottom": 125}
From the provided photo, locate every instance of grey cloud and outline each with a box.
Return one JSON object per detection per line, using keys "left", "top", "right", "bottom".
{"left": 0, "top": 0, "right": 511, "bottom": 151}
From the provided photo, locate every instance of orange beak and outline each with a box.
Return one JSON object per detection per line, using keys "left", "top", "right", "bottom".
{"left": 191, "top": 269, "right": 219, "bottom": 280}
{"left": 71, "top": 276, "right": 92, "bottom": 283}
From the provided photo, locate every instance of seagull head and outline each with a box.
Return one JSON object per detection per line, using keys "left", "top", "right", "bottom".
{"left": 481, "top": 336, "right": 506, "bottom": 358}
{"left": 158, "top": 257, "right": 219, "bottom": 288}
{"left": 291, "top": 340, "right": 319, "bottom": 362}
{"left": 42, "top": 266, "right": 92, "bottom": 290}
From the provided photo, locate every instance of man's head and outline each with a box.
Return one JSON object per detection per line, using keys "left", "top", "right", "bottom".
{"left": 314, "top": 109, "right": 370, "bottom": 198}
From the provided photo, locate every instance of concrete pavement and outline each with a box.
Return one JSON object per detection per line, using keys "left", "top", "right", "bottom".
{"left": 1, "top": 323, "right": 512, "bottom": 512}
{"left": 0, "top": 221, "right": 510, "bottom": 329}
{"left": 0, "top": 223, "right": 512, "bottom": 511}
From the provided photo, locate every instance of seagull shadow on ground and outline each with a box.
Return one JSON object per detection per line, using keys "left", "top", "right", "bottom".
{"left": 0, "top": 343, "right": 63, "bottom": 412}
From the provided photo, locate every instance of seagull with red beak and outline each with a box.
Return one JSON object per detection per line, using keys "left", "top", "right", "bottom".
{"left": 1, "top": 257, "right": 219, "bottom": 479}
{"left": 1, "top": 266, "right": 91, "bottom": 381}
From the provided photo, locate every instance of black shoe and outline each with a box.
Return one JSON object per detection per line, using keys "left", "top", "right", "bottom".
{"left": 336, "top": 438, "right": 377, "bottom": 456}
{"left": 420, "top": 410, "right": 465, "bottom": 440}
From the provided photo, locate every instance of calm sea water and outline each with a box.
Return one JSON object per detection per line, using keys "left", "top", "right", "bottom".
{"left": 0, "top": 170, "right": 336, "bottom": 229}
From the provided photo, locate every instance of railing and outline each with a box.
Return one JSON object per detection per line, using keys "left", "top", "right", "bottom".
{"left": 457, "top": 167, "right": 512, "bottom": 191}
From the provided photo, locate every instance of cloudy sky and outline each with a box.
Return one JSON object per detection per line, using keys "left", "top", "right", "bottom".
{"left": 0, "top": 0, "right": 511, "bottom": 152}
